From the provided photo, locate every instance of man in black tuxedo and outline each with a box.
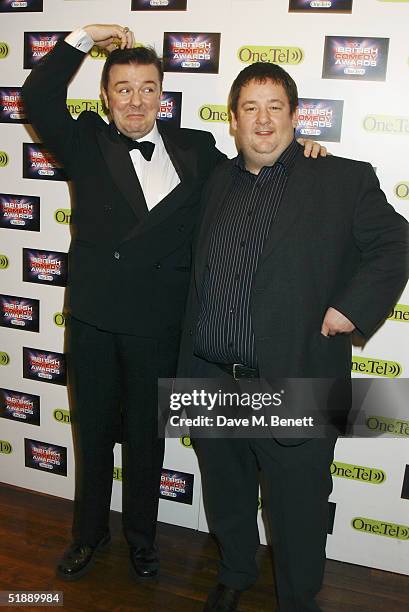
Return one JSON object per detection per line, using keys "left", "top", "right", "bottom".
{"left": 177, "top": 62, "right": 408, "bottom": 611}
{"left": 22, "top": 24, "right": 324, "bottom": 584}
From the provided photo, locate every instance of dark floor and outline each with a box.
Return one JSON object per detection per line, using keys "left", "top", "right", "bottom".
{"left": 0, "top": 484, "right": 408, "bottom": 611}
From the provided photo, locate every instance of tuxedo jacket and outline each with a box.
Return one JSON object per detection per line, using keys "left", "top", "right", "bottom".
{"left": 178, "top": 148, "right": 409, "bottom": 379}
{"left": 22, "top": 41, "right": 224, "bottom": 336}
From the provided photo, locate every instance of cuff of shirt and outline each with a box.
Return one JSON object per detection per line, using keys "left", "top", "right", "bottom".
{"left": 65, "top": 29, "right": 94, "bottom": 54}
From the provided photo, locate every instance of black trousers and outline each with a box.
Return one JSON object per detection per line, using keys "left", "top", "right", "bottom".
{"left": 66, "top": 317, "right": 179, "bottom": 549}
{"left": 194, "top": 435, "right": 337, "bottom": 612}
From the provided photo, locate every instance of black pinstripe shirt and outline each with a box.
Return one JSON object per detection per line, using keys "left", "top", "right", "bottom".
{"left": 194, "top": 139, "right": 299, "bottom": 368}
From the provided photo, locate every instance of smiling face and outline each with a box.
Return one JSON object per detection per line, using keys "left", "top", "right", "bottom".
{"left": 230, "top": 78, "right": 298, "bottom": 174}
{"left": 101, "top": 62, "right": 162, "bottom": 139}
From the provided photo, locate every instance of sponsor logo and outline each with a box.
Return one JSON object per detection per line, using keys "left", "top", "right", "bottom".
{"left": 0, "top": 151, "right": 9, "bottom": 167}
{"left": 24, "top": 438, "right": 67, "bottom": 476}
{"left": 388, "top": 304, "right": 409, "bottom": 322}
{"left": 53, "top": 408, "right": 70, "bottom": 424}
{"left": 113, "top": 467, "right": 122, "bottom": 480}
{"left": 401, "top": 465, "right": 409, "bottom": 500}
{"left": 160, "top": 468, "right": 194, "bottom": 504}
{"left": 296, "top": 98, "right": 343, "bottom": 141}
{"left": 351, "top": 356, "right": 402, "bottom": 377}
{"left": 0, "top": 440, "right": 12, "bottom": 454}
{"left": 132, "top": 0, "right": 187, "bottom": 9}
{"left": 366, "top": 415, "right": 409, "bottom": 437}
{"left": 54, "top": 208, "right": 71, "bottom": 225}
{"left": 66, "top": 98, "right": 106, "bottom": 118}
{"left": 24, "top": 32, "right": 68, "bottom": 69}
{"left": 0, "top": 42, "right": 10, "bottom": 59}
{"left": 23, "top": 143, "right": 67, "bottom": 181}
{"left": 0, "top": 88, "right": 27, "bottom": 123}
{"left": 0, "top": 351, "right": 10, "bottom": 365}
{"left": 322, "top": 36, "right": 389, "bottom": 81}
{"left": 395, "top": 182, "right": 409, "bottom": 199}
{"left": 158, "top": 91, "right": 182, "bottom": 127}
{"left": 199, "top": 104, "right": 229, "bottom": 123}
{"left": 363, "top": 115, "right": 409, "bottom": 135}
{"left": 328, "top": 502, "right": 336, "bottom": 534}
{"left": 0, "top": 193, "right": 40, "bottom": 231}
{"left": 180, "top": 435, "right": 192, "bottom": 448}
{"left": 331, "top": 461, "right": 386, "bottom": 483}
{"left": 53, "top": 312, "right": 66, "bottom": 327}
{"left": 23, "top": 248, "right": 68, "bottom": 287}
{"left": 0, "top": 387, "right": 40, "bottom": 425}
{"left": 163, "top": 33, "right": 221, "bottom": 73}
{"left": 238, "top": 45, "right": 303, "bottom": 65}
{"left": 0, "top": 254, "right": 9, "bottom": 269}
{"left": 0, "top": 1, "right": 43, "bottom": 12}
{"left": 351, "top": 516, "right": 409, "bottom": 540}
{"left": 0, "top": 294, "right": 39, "bottom": 332}
{"left": 23, "top": 347, "right": 67, "bottom": 386}
{"left": 289, "top": 0, "right": 353, "bottom": 11}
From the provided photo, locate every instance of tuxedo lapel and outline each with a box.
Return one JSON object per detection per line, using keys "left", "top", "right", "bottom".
{"left": 96, "top": 124, "right": 149, "bottom": 221}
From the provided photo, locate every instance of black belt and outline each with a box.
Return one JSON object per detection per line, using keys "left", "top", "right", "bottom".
{"left": 216, "top": 363, "right": 259, "bottom": 379}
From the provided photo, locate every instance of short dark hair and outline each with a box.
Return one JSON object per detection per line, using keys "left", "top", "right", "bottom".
{"left": 229, "top": 62, "right": 298, "bottom": 115}
{"left": 101, "top": 46, "right": 164, "bottom": 91}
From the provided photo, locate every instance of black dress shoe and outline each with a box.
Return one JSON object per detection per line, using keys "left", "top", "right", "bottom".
{"left": 129, "top": 545, "right": 159, "bottom": 579}
{"left": 204, "top": 584, "right": 241, "bottom": 612}
{"left": 56, "top": 533, "right": 111, "bottom": 581}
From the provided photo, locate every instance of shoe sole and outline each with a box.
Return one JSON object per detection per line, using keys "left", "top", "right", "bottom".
{"left": 56, "top": 536, "right": 111, "bottom": 581}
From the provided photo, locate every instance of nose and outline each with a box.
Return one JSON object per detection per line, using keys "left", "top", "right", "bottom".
{"left": 256, "top": 107, "right": 270, "bottom": 125}
{"left": 130, "top": 89, "right": 142, "bottom": 107}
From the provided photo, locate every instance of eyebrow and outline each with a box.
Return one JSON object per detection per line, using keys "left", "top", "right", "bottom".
{"left": 242, "top": 98, "right": 284, "bottom": 105}
{"left": 113, "top": 80, "right": 158, "bottom": 87}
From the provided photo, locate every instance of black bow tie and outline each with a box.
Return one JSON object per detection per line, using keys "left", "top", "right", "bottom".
{"left": 118, "top": 132, "right": 155, "bottom": 161}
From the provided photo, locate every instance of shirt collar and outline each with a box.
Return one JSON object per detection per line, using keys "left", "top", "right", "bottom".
{"left": 235, "top": 138, "right": 300, "bottom": 176}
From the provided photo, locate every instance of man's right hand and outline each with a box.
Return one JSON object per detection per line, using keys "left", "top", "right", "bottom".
{"left": 83, "top": 24, "right": 135, "bottom": 51}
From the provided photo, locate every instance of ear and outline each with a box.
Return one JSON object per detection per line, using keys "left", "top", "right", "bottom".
{"left": 101, "top": 88, "right": 109, "bottom": 111}
{"left": 230, "top": 109, "right": 238, "bottom": 131}
{"left": 292, "top": 107, "right": 299, "bottom": 129}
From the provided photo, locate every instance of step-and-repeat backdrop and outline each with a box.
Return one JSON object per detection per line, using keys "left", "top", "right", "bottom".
{"left": 0, "top": 0, "right": 408, "bottom": 577}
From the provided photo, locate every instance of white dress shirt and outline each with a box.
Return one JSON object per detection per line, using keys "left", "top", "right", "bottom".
{"left": 65, "top": 29, "right": 180, "bottom": 210}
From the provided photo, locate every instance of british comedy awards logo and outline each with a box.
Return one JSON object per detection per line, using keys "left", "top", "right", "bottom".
{"left": 163, "top": 33, "right": 221, "bottom": 73}
{"left": 23, "top": 347, "right": 67, "bottom": 385}
{"left": 23, "top": 143, "right": 67, "bottom": 181}
{"left": 0, "top": 294, "right": 39, "bottom": 332}
{"left": 0, "top": 388, "right": 40, "bottom": 425}
{"left": 160, "top": 468, "right": 194, "bottom": 504}
{"left": 322, "top": 36, "right": 389, "bottom": 81}
{"left": 132, "top": 0, "right": 187, "bottom": 9}
{"left": 24, "top": 32, "right": 68, "bottom": 69}
{"left": 0, "top": 88, "right": 27, "bottom": 123}
{"left": 0, "top": 193, "right": 40, "bottom": 231}
{"left": 24, "top": 438, "right": 67, "bottom": 476}
{"left": 158, "top": 92, "right": 182, "bottom": 126}
{"left": 23, "top": 248, "right": 68, "bottom": 287}
{"left": 0, "top": 0, "right": 43, "bottom": 12}
{"left": 289, "top": 0, "right": 353, "bottom": 12}
{"left": 296, "top": 98, "right": 344, "bottom": 142}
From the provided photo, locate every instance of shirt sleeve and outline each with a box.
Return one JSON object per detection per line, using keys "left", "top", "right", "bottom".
{"left": 65, "top": 29, "right": 94, "bottom": 54}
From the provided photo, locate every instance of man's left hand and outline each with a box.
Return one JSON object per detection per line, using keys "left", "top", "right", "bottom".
{"left": 321, "top": 307, "right": 355, "bottom": 336}
{"left": 297, "top": 137, "right": 328, "bottom": 158}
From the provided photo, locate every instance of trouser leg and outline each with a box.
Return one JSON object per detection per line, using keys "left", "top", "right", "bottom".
{"left": 255, "top": 437, "right": 337, "bottom": 612}
{"left": 67, "top": 317, "right": 120, "bottom": 545}
{"left": 194, "top": 437, "right": 260, "bottom": 590}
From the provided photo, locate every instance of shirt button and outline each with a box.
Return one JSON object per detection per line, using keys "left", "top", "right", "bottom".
{"left": 114, "top": 251, "right": 120, "bottom": 260}
{"left": 229, "top": 308, "right": 235, "bottom": 314}
{"left": 155, "top": 262, "right": 161, "bottom": 270}
{"left": 104, "top": 204, "right": 112, "bottom": 212}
